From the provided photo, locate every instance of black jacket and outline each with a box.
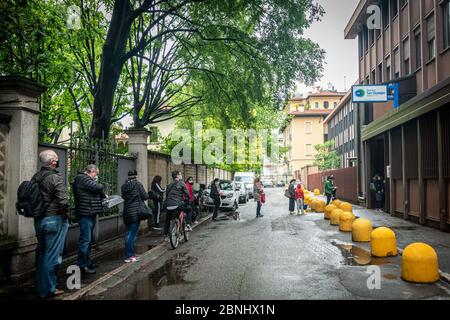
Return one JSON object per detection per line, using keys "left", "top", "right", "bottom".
{"left": 38, "top": 167, "right": 69, "bottom": 217}
{"left": 73, "top": 173, "right": 105, "bottom": 217}
{"left": 165, "top": 179, "right": 189, "bottom": 208}
{"left": 210, "top": 182, "right": 221, "bottom": 201}
{"left": 121, "top": 178, "right": 149, "bottom": 225}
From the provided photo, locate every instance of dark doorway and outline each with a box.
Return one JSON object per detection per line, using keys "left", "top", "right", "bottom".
{"left": 367, "top": 135, "right": 386, "bottom": 209}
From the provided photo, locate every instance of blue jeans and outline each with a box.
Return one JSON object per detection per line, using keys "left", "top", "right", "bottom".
{"left": 34, "top": 215, "right": 69, "bottom": 298}
{"left": 77, "top": 215, "right": 96, "bottom": 269}
{"left": 125, "top": 222, "right": 140, "bottom": 259}
{"left": 256, "top": 201, "right": 262, "bottom": 217}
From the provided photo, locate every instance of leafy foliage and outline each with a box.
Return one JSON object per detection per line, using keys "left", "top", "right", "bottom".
{"left": 313, "top": 141, "right": 341, "bottom": 171}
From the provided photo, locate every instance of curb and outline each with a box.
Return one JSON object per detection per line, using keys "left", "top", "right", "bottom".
{"left": 63, "top": 213, "right": 213, "bottom": 300}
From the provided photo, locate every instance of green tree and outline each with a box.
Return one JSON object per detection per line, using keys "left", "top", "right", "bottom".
{"left": 313, "top": 141, "right": 340, "bottom": 171}
{"left": 89, "top": 0, "right": 325, "bottom": 139}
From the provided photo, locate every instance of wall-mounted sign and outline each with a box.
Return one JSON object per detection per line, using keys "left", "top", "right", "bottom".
{"left": 352, "top": 84, "right": 388, "bottom": 103}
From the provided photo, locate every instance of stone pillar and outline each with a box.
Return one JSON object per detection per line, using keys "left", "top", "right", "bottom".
{"left": 125, "top": 128, "right": 150, "bottom": 191}
{"left": 0, "top": 76, "right": 45, "bottom": 282}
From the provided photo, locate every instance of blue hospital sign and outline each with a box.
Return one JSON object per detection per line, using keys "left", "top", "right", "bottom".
{"left": 352, "top": 85, "right": 388, "bottom": 103}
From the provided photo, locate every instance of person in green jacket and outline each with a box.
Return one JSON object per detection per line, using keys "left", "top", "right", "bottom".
{"left": 324, "top": 175, "right": 337, "bottom": 205}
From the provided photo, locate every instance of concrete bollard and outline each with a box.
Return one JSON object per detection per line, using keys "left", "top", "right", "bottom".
{"left": 402, "top": 243, "right": 440, "bottom": 283}
{"left": 370, "top": 227, "right": 398, "bottom": 257}
{"left": 310, "top": 199, "right": 318, "bottom": 210}
{"left": 339, "top": 212, "right": 355, "bottom": 232}
{"left": 330, "top": 209, "right": 343, "bottom": 226}
{"left": 352, "top": 218, "right": 373, "bottom": 242}
{"left": 339, "top": 202, "right": 353, "bottom": 212}
{"left": 331, "top": 199, "right": 342, "bottom": 208}
{"left": 324, "top": 204, "right": 336, "bottom": 220}
{"left": 315, "top": 200, "right": 326, "bottom": 213}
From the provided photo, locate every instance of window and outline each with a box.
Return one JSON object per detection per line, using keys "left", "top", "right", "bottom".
{"left": 305, "top": 144, "right": 312, "bottom": 155}
{"left": 334, "top": 102, "right": 338, "bottom": 108}
{"left": 403, "top": 37, "right": 410, "bottom": 75}
{"left": 400, "top": 0, "right": 408, "bottom": 9}
{"left": 315, "top": 102, "right": 319, "bottom": 108}
{"left": 444, "top": 0, "right": 450, "bottom": 49}
{"left": 427, "top": 14, "right": 436, "bottom": 60}
{"left": 358, "top": 32, "right": 364, "bottom": 58}
{"left": 371, "top": 69, "right": 376, "bottom": 84}
{"left": 324, "top": 101, "right": 330, "bottom": 109}
{"left": 382, "top": 0, "right": 390, "bottom": 29}
{"left": 394, "top": 47, "right": 400, "bottom": 78}
{"left": 305, "top": 122, "right": 312, "bottom": 133}
{"left": 362, "top": 25, "right": 369, "bottom": 53}
{"left": 369, "top": 29, "right": 375, "bottom": 46}
{"left": 414, "top": 29, "right": 422, "bottom": 69}
{"left": 391, "top": 0, "right": 398, "bottom": 18}
{"left": 386, "top": 56, "right": 391, "bottom": 81}
{"left": 378, "top": 63, "right": 383, "bottom": 83}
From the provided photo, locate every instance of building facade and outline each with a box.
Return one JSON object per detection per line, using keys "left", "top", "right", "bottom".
{"left": 282, "top": 89, "right": 345, "bottom": 180}
{"left": 324, "top": 91, "right": 358, "bottom": 169}
{"left": 346, "top": 0, "right": 450, "bottom": 230}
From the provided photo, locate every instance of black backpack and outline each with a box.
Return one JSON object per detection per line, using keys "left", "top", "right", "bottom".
{"left": 16, "top": 171, "right": 54, "bottom": 218}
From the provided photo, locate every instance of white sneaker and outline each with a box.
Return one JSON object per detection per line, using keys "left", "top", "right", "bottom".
{"left": 185, "top": 224, "right": 192, "bottom": 232}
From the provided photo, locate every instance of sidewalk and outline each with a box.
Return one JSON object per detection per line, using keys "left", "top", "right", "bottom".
{"left": 318, "top": 195, "right": 450, "bottom": 275}
{"left": 0, "top": 209, "right": 213, "bottom": 300}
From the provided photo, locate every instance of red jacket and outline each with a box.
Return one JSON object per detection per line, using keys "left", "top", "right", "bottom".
{"left": 295, "top": 187, "right": 304, "bottom": 200}
{"left": 185, "top": 182, "right": 194, "bottom": 202}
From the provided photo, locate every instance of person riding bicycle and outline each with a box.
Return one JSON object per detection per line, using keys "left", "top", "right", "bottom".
{"left": 164, "top": 170, "right": 190, "bottom": 242}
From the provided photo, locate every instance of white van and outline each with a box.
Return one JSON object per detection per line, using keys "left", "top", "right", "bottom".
{"left": 234, "top": 172, "right": 256, "bottom": 198}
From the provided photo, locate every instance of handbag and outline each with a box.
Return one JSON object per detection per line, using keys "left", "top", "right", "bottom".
{"left": 260, "top": 192, "right": 266, "bottom": 204}
{"left": 284, "top": 189, "right": 291, "bottom": 198}
{"left": 130, "top": 182, "right": 153, "bottom": 221}
{"left": 139, "top": 203, "right": 153, "bottom": 221}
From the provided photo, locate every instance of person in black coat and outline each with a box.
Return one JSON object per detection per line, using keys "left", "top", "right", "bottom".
{"left": 73, "top": 164, "right": 105, "bottom": 274}
{"left": 210, "top": 178, "right": 222, "bottom": 221}
{"left": 121, "top": 170, "right": 149, "bottom": 262}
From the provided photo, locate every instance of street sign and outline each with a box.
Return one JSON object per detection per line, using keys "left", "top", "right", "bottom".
{"left": 352, "top": 85, "right": 388, "bottom": 103}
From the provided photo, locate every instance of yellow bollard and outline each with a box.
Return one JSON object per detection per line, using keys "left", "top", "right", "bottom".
{"left": 339, "top": 202, "right": 353, "bottom": 212}
{"left": 339, "top": 212, "right": 355, "bottom": 232}
{"left": 352, "top": 218, "right": 373, "bottom": 242}
{"left": 313, "top": 188, "right": 321, "bottom": 195}
{"left": 324, "top": 204, "right": 336, "bottom": 220}
{"left": 310, "top": 199, "right": 318, "bottom": 210}
{"left": 331, "top": 199, "right": 342, "bottom": 207}
{"left": 315, "top": 200, "right": 326, "bottom": 213}
{"left": 330, "top": 209, "right": 343, "bottom": 226}
{"left": 370, "top": 227, "right": 398, "bottom": 257}
{"left": 402, "top": 243, "right": 440, "bottom": 283}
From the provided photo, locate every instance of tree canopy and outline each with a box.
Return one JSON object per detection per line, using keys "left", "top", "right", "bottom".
{"left": 1, "top": 0, "right": 326, "bottom": 144}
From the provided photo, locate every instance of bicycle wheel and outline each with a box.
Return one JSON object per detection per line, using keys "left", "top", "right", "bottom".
{"left": 183, "top": 219, "right": 190, "bottom": 242}
{"left": 169, "top": 219, "right": 180, "bottom": 249}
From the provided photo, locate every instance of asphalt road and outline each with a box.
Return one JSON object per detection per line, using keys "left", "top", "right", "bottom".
{"left": 88, "top": 188, "right": 450, "bottom": 300}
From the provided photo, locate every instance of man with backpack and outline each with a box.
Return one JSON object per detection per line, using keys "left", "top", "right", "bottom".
{"left": 73, "top": 164, "right": 105, "bottom": 275}
{"left": 17, "top": 150, "right": 69, "bottom": 298}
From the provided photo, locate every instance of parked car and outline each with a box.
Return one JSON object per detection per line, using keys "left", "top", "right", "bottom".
{"left": 277, "top": 181, "right": 285, "bottom": 187}
{"left": 235, "top": 182, "right": 249, "bottom": 204}
{"left": 202, "top": 180, "right": 239, "bottom": 213}
{"left": 262, "top": 180, "right": 274, "bottom": 188}
{"left": 234, "top": 172, "right": 255, "bottom": 198}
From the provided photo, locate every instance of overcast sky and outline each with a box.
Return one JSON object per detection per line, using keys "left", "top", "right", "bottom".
{"left": 296, "top": 0, "right": 360, "bottom": 95}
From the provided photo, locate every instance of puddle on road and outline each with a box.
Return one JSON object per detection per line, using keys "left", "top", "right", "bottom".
{"left": 331, "top": 241, "right": 389, "bottom": 266}
{"left": 383, "top": 273, "right": 398, "bottom": 280}
{"left": 128, "top": 252, "right": 198, "bottom": 300}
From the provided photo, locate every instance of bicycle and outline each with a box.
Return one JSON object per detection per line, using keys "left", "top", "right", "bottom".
{"left": 168, "top": 207, "right": 190, "bottom": 249}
